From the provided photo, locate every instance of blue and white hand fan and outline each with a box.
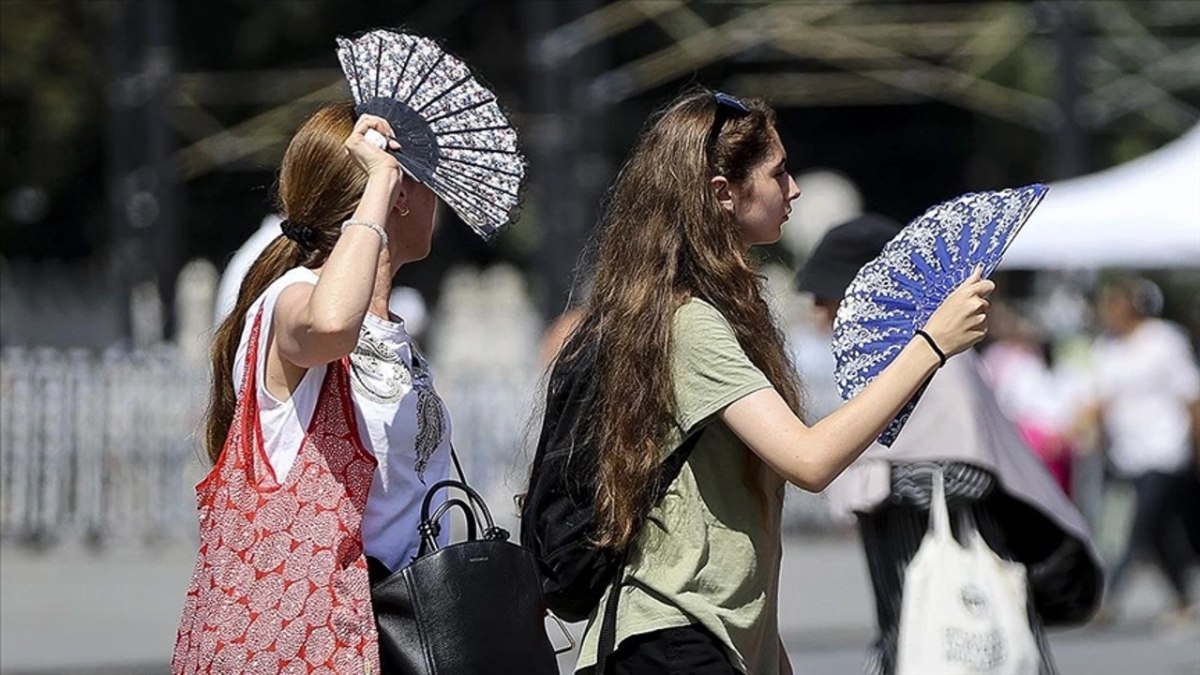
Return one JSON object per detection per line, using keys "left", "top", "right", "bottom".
{"left": 831, "top": 184, "right": 1048, "bottom": 446}
{"left": 336, "top": 29, "right": 525, "bottom": 240}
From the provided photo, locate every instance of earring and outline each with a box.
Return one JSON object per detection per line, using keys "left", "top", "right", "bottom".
{"left": 398, "top": 205, "right": 411, "bottom": 217}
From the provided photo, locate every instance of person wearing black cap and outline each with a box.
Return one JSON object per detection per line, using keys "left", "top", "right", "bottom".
{"left": 795, "top": 215, "right": 1104, "bottom": 675}
{"left": 796, "top": 213, "right": 904, "bottom": 332}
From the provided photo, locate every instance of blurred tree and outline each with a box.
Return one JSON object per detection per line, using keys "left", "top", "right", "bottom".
{"left": 0, "top": 0, "right": 111, "bottom": 259}
{"left": 1, "top": 0, "right": 1196, "bottom": 294}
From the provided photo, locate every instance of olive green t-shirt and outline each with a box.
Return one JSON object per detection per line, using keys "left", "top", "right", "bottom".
{"left": 576, "top": 298, "right": 783, "bottom": 674}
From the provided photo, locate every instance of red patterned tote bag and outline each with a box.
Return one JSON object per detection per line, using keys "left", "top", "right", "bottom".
{"left": 173, "top": 309, "right": 382, "bottom": 674}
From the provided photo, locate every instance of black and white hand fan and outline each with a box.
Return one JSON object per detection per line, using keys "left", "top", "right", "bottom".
{"left": 831, "top": 184, "right": 1048, "bottom": 446}
{"left": 336, "top": 29, "right": 525, "bottom": 240}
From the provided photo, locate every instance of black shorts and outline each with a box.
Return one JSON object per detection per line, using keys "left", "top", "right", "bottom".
{"left": 593, "top": 624, "right": 738, "bottom": 675}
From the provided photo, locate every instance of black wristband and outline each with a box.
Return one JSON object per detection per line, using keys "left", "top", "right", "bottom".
{"left": 915, "top": 329, "right": 947, "bottom": 368}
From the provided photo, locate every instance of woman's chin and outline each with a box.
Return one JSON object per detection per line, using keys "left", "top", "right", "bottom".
{"left": 756, "top": 228, "right": 784, "bottom": 246}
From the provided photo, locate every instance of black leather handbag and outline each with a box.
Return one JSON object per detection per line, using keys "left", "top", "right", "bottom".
{"left": 370, "top": 463, "right": 571, "bottom": 675}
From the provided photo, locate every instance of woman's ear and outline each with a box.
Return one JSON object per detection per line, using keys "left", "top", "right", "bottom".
{"left": 711, "top": 175, "right": 736, "bottom": 214}
{"left": 393, "top": 184, "right": 409, "bottom": 215}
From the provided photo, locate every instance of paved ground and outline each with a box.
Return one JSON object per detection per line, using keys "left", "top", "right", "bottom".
{"left": 2, "top": 535, "right": 1196, "bottom": 674}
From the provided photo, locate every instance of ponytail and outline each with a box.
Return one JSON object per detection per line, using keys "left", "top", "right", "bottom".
{"left": 202, "top": 102, "right": 366, "bottom": 463}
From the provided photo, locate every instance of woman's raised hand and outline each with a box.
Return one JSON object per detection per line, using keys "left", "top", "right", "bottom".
{"left": 344, "top": 114, "right": 402, "bottom": 177}
{"left": 920, "top": 265, "right": 995, "bottom": 358}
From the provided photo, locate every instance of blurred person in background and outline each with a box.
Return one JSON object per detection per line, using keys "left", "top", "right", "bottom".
{"left": 983, "top": 303, "right": 1077, "bottom": 498}
{"left": 544, "top": 88, "right": 995, "bottom": 675}
{"left": 795, "top": 215, "right": 1103, "bottom": 675}
{"left": 1185, "top": 292, "right": 1200, "bottom": 560}
{"left": 175, "top": 104, "right": 455, "bottom": 672}
{"left": 213, "top": 213, "right": 285, "bottom": 325}
{"left": 1083, "top": 276, "right": 1200, "bottom": 626}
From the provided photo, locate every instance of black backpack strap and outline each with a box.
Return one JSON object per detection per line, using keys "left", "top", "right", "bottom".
{"left": 594, "top": 557, "right": 625, "bottom": 674}
{"left": 593, "top": 428, "right": 706, "bottom": 673}
{"left": 654, "top": 429, "right": 703, "bottom": 501}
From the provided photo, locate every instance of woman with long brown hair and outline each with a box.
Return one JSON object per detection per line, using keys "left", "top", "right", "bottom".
{"left": 553, "top": 89, "right": 995, "bottom": 674}
{"left": 173, "top": 103, "right": 454, "bottom": 673}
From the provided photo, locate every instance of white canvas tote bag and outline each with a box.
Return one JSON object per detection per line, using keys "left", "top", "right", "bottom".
{"left": 896, "top": 470, "right": 1040, "bottom": 675}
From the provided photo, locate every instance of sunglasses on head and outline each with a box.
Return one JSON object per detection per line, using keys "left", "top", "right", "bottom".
{"left": 708, "top": 91, "right": 751, "bottom": 153}
{"left": 714, "top": 91, "right": 750, "bottom": 113}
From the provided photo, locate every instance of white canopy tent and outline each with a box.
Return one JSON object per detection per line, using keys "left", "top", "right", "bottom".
{"left": 1002, "top": 125, "right": 1200, "bottom": 269}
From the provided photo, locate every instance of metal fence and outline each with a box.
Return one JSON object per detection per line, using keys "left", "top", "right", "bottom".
{"left": 0, "top": 344, "right": 840, "bottom": 547}
{"left": 0, "top": 344, "right": 558, "bottom": 545}
{"left": 0, "top": 345, "right": 202, "bottom": 544}
{"left": 0, "top": 258, "right": 558, "bottom": 545}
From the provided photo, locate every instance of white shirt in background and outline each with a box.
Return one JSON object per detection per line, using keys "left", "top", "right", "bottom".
{"left": 215, "top": 215, "right": 283, "bottom": 324}
{"left": 1092, "top": 318, "right": 1200, "bottom": 476}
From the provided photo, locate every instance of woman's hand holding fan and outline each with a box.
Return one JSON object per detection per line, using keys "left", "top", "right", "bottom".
{"left": 919, "top": 265, "right": 995, "bottom": 360}
{"left": 832, "top": 184, "right": 1047, "bottom": 445}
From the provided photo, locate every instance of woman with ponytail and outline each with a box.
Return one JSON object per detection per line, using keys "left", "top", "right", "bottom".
{"left": 549, "top": 89, "right": 996, "bottom": 674}
{"left": 173, "top": 102, "right": 453, "bottom": 673}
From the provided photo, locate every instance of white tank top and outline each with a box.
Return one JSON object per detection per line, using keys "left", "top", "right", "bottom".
{"left": 233, "top": 266, "right": 452, "bottom": 570}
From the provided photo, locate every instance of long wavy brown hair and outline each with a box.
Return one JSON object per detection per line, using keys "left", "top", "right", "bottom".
{"left": 559, "top": 89, "right": 802, "bottom": 550}
{"left": 203, "top": 101, "right": 367, "bottom": 464}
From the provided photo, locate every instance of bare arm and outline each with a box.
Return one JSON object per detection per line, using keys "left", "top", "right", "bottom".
{"left": 725, "top": 339, "right": 940, "bottom": 491}
{"left": 724, "top": 269, "right": 993, "bottom": 491}
{"left": 273, "top": 114, "right": 403, "bottom": 368}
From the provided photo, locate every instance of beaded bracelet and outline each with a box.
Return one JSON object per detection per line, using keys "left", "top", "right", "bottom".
{"left": 341, "top": 219, "right": 389, "bottom": 250}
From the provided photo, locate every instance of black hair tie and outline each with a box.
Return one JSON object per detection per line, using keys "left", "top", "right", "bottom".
{"left": 280, "top": 218, "right": 317, "bottom": 251}
{"left": 914, "top": 329, "right": 947, "bottom": 368}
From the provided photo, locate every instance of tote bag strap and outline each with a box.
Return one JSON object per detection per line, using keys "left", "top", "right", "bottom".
{"left": 238, "top": 309, "right": 266, "bottom": 406}
{"left": 239, "top": 307, "right": 298, "bottom": 487}
{"left": 928, "top": 468, "right": 952, "bottom": 543}
{"left": 958, "top": 506, "right": 1001, "bottom": 558}
{"left": 232, "top": 308, "right": 268, "bottom": 477}
{"left": 197, "top": 307, "right": 267, "bottom": 497}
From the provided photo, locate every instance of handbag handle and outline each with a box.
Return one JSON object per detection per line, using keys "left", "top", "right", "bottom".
{"left": 418, "top": 479, "right": 511, "bottom": 556}
{"left": 420, "top": 498, "right": 478, "bottom": 553}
